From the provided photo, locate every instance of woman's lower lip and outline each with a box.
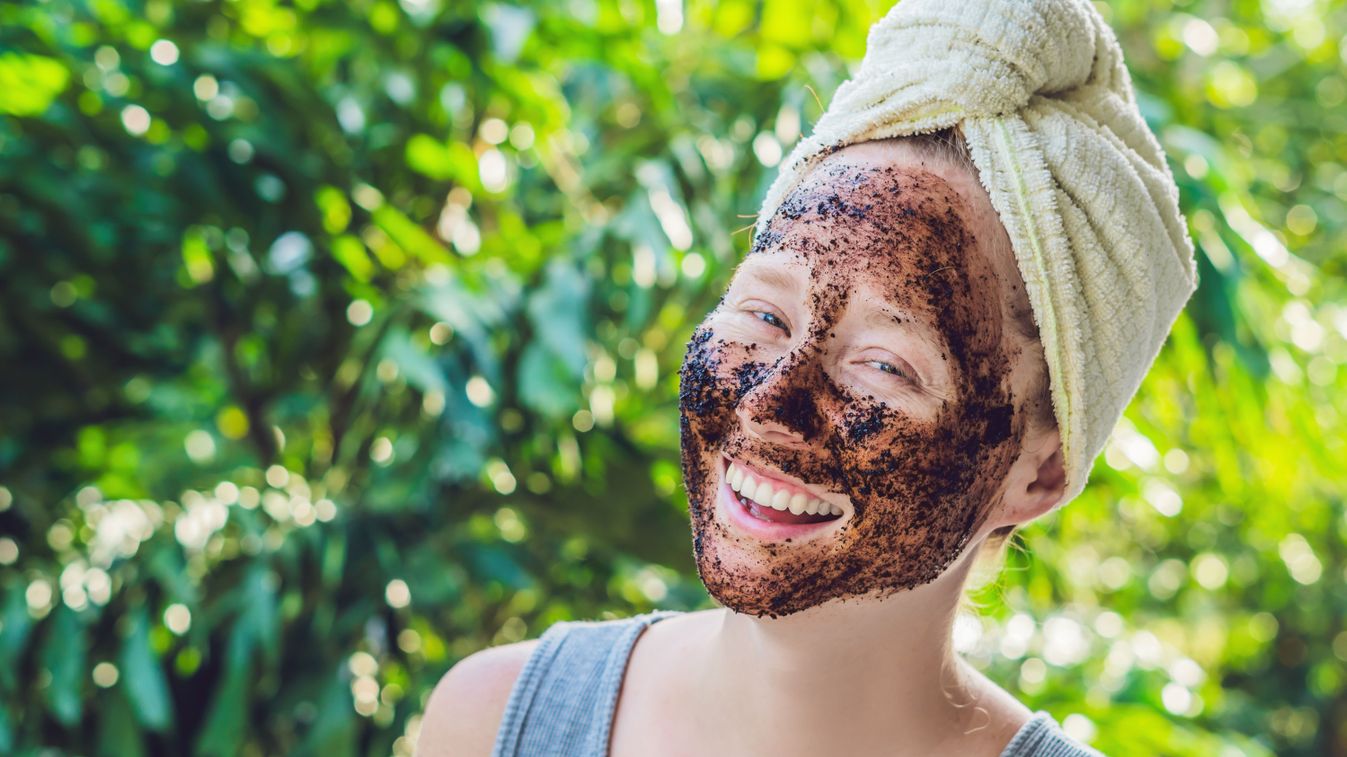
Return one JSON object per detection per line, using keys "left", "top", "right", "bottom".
{"left": 717, "top": 475, "right": 843, "bottom": 542}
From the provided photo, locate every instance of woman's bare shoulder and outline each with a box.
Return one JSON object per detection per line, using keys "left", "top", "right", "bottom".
{"left": 415, "top": 639, "right": 541, "bottom": 757}
{"left": 952, "top": 658, "right": 1037, "bottom": 755}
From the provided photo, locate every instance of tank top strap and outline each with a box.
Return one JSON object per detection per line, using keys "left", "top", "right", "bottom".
{"left": 492, "top": 610, "right": 683, "bottom": 757}
{"left": 1000, "top": 710, "right": 1108, "bottom": 756}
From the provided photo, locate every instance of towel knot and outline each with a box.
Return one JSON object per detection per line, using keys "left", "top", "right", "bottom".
{"left": 820, "top": 0, "right": 1106, "bottom": 137}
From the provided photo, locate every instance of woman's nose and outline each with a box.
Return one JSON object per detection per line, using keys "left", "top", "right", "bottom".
{"left": 734, "top": 351, "right": 822, "bottom": 447}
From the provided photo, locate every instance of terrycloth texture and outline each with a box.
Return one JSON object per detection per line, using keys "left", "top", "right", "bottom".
{"left": 755, "top": 0, "right": 1198, "bottom": 509}
{"left": 491, "top": 610, "right": 1108, "bottom": 755}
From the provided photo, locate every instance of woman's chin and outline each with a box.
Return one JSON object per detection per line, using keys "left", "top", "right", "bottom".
{"left": 689, "top": 500, "right": 840, "bottom": 618}
{"left": 692, "top": 556, "right": 839, "bottom": 619}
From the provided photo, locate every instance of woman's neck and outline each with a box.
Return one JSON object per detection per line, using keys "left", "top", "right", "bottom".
{"left": 687, "top": 553, "right": 998, "bottom": 755}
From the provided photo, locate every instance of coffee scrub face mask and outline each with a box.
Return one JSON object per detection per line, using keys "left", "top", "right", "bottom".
{"left": 678, "top": 153, "right": 1028, "bottom": 618}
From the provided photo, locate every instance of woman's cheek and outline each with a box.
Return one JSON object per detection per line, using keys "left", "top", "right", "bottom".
{"left": 677, "top": 327, "right": 751, "bottom": 447}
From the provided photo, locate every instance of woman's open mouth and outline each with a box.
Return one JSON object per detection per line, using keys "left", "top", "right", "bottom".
{"left": 718, "top": 456, "right": 844, "bottom": 539}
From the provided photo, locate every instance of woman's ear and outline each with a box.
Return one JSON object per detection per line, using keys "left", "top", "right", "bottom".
{"left": 1025, "top": 436, "right": 1066, "bottom": 509}
{"left": 994, "top": 426, "right": 1067, "bottom": 528}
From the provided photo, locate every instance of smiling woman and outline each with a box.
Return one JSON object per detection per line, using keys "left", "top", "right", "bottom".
{"left": 415, "top": 136, "right": 1099, "bottom": 757}
{"left": 417, "top": 0, "right": 1197, "bottom": 754}
{"left": 676, "top": 139, "right": 1055, "bottom": 620}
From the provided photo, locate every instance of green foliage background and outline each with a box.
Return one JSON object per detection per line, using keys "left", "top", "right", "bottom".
{"left": 1, "top": 0, "right": 1344, "bottom": 754}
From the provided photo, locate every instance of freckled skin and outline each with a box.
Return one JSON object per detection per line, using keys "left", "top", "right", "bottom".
{"left": 678, "top": 162, "right": 1024, "bottom": 618}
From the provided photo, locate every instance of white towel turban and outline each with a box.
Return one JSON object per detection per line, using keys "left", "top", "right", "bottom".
{"left": 755, "top": 0, "right": 1199, "bottom": 510}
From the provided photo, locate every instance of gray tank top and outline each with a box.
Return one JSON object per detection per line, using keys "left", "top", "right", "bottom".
{"left": 491, "top": 610, "right": 1106, "bottom": 756}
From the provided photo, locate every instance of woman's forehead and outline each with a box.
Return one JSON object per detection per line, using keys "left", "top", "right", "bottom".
{"left": 739, "top": 149, "right": 1018, "bottom": 359}
{"left": 733, "top": 252, "right": 938, "bottom": 322}
{"left": 749, "top": 145, "right": 1015, "bottom": 308}
{"left": 815, "top": 150, "right": 960, "bottom": 188}
{"left": 752, "top": 165, "right": 984, "bottom": 279}
{"left": 762, "top": 165, "right": 971, "bottom": 257}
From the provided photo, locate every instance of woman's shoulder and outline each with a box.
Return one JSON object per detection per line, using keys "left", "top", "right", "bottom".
{"left": 960, "top": 664, "right": 1105, "bottom": 756}
{"left": 951, "top": 659, "right": 1105, "bottom": 755}
{"left": 951, "top": 657, "right": 1039, "bottom": 750}
{"left": 416, "top": 638, "right": 540, "bottom": 757}
{"left": 999, "top": 711, "right": 1107, "bottom": 757}
{"left": 415, "top": 611, "right": 681, "bottom": 757}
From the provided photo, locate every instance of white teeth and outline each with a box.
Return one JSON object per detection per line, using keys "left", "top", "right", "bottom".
{"left": 742, "top": 478, "right": 759, "bottom": 501}
{"left": 729, "top": 462, "right": 840, "bottom": 518}
{"left": 759, "top": 479, "right": 781, "bottom": 503}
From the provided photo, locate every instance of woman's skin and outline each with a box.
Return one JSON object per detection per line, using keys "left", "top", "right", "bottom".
{"left": 682, "top": 145, "right": 1027, "bottom": 619}
{"left": 417, "top": 139, "right": 1069, "bottom": 757}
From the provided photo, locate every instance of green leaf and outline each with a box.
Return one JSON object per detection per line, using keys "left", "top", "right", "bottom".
{"left": 0, "top": 580, "right": 33, "bottom": 690}
{"left": 96, "top": 687, "right": 146, "bottom": 757}
{"left": 404, "top": 135, "right": 479, "bottom": 185}
{"left": 240, "top": 566, "right": 279, "bottom": 665}
{"left": 41, "top": 606, "right": 86, "bottom": 726}
{"left": 314, "top": 186, "right": 352, "bottom": 234}
{"left": 518, "top": 342, "right": 579, "bottom": 418}
{"left": 0, "top": 52, "right": 70, "bottom": 116}
{"left": 372, "top": 205, "right": 453, "bottom": 267}
{"left": 465, "top": 544, "right": 533, "bottom": 590}
{"left": 526, "top": 259, "right": 590, "bottom": 375}
{"left": 180, "top": 227, "right": 215, "bottom": 286}
{"left": 195, "top": 633, "right": 252, "bottom": 757}
{"left": 382, "top": 327, "right": 449, "bottom": 395}
{"left": 0, "top": 701, "right": 13, "bottom": 755}
{"left": 118, "top": 607, "right": 173, "bottom": 732}
{"left": 293, "top": 672, "right": 356, "bottom": 757}
{"left": 330, "top": 234, "right": 374, "bottom": 282}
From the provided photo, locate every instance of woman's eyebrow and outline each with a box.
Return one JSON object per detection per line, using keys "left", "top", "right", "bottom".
{"left": 862, "top": 304, "right": 938, "bottom": 341}
{"left": 741, "top": 264, "right": 802, "bottom": 292}
{"left": 861, "top": 304, "right": 950, "bottom": 387}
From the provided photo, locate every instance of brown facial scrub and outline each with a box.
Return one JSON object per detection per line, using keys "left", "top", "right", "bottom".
{"left": 678, "top": 157, "right": 1027, "bottom": 618}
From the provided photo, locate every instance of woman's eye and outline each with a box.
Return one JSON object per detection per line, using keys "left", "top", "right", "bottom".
{"left": 867, "top": 360, "right": 915, "bottom": 383}
{"left": 752, "top": 310, "right": 789, "bottom": 334}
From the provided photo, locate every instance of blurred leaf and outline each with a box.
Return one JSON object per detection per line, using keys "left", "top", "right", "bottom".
{"left": 405, "top": 135, "right": 478, "bottom": 184}
{"left": 331, "top": 235, "right": 375, "bottom": 282}
{"left": 372, "top": 206, "right": 453, "bottom": 267}
{"left": 382, "top": 328, "right": 449, "bottom": 395}
{"left": 0, "top": 52, "right": 69, "bottom": 116}
{"left": 518, "top": 341, "right": 580, "bottom": 418}
{"left": 0, "top": 581, "right": 32, "bottom": 690}
{"left": 239, "top": 566, "right": 279, "bottom": 665}
{"left": 0, "top": 701, "right": 12, "bottom": 756}
{"left": 96, "top": 687, "right": 146, "bottom": 757}
{"left": 40, "top": 607, "right": 85, "bottom": 726}
{"left": 195, "top": 633, "right": 252, "bottom": 757}
{"left": 526, "top": 259, "right": 590, "bottom": 375}
{"left": 294, "top": 672, "right": 356, "bottom": 757}
{"left": 118, "top": 607, "right": 173, "bottom": 732}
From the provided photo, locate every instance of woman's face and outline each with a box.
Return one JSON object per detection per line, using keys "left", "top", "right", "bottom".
{"left": 678, "top": 144, "right": 1030, "bottom": 618}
